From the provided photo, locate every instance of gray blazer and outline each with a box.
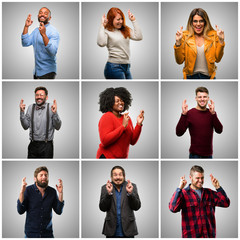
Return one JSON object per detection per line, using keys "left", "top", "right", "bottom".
{"left": 99, "top": 181, "right": 141, "bottom": 237}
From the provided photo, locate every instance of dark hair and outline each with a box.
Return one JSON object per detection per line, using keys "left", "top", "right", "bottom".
{"left": 99, "top": 87, "right": 132, "bottom": 113}
{"left": 35, "top": 86, "right": 48, "bottom": 96}
{"left": 195, "top": 86, "right": 209, "bottom": 95}
{"left": 40, "top": 7, "right": 51, "bottom": 17}
{"left": 34, "top": 166, "right": 49, "bottom": 178}
{"left": 111, "top": 166, "right": 125, "bottom": 178}
{"left": 190, "top": 165, "right": 204, "bottom": 176}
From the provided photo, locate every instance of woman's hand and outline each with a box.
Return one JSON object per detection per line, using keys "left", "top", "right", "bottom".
{"left": 122, "top": 113, "right": 130, "bottom": 128}
{"left": 215, "top": 25, "right": 224, "bottom": 44}
{"left": 137, "top": 110, "right": 144, "bottom": 126}
{"left": 101, "top": 14, "right": 108, "bottom": 27}
{"left": 176, "top": 26, "right": 183, "bottom": 46}
{"left": 128, "top": 9, "right": 135, "bottom": 21}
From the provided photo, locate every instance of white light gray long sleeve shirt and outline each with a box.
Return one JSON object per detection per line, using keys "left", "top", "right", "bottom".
{"left": 20, "top": 103, "right": 61, "bottom": 141}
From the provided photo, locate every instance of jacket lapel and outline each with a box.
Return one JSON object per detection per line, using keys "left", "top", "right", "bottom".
{"left": 121, "top": 181, "right": 127, "bottom": 207}
{"left": 186, "top": 36, "right": 197, "bottom": 55}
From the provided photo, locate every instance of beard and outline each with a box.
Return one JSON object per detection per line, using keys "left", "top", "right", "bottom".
{"left": 197, "top": 102, "right": 207, "bottom": 110}
{"left": 38, "top": 16, "right": 49, "bottom": 25}
{"left": 36, "top": 179, "right": 48, "bottom": 188}
{"left": 35, "top": 98, "right": 46, "bottom": 106}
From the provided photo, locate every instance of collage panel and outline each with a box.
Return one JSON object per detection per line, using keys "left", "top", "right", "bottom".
{"left": 161, "top": 81, "right": 238, "bottom": 159}
{"left": 161, "top": 2, "right": 238, "bottom": 79}
{"left": 2, "top": 160, "right": 79, "bottom": 238}
{"left": 2, "top": 2, "right": 79, "bottom": 79}
{"left": 161, "top": 160, "right": 238, "bottom": 238}
{"left": 81, "top": 160, "right": 159, "bottom": 238}
{"left": 81, "top": 81, "right": 159, "bottom": 159}
{"left": 2, "top": 81, "right": 79, "bottom": 159}
{"left": 81, "top": 2, "right": 159, "bottom": 79}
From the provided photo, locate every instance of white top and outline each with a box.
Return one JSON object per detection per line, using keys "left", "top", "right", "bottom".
{"left": 193, "top": 45, "right": 209, "bottom": 76}
{"left": 97, "top": 20, "right": 143, "bottom": 64}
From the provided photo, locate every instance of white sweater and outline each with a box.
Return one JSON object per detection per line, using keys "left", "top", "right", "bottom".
{"left": 97, "top": 20, "right": 143, "bottom": 64}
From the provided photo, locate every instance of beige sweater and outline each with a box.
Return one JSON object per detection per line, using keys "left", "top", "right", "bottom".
{"left": 97, "top": 20, "right": 143, "bottom": 64}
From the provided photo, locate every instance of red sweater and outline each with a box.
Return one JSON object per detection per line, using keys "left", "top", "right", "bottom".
{"left": 96, "top": 112, "right": 142, "bottom": 158}
{"left": 176, "top": 108, "right": 223, "bottom": 156}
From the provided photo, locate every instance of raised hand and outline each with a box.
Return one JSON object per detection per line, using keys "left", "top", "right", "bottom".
{"left": 51, "top": 99, "right": 57, "bottom": 113}
{"left": 128, "top": 10, "right": 135, "bottom": 21}
{"left": 25, "top": 14, "right": 33, "bottom": 27}
{"left": 137, "top": 110, "right": 144, "bottom": 126}
{"left": 39, "top": 22, "right": 46, "bottom": 36}
{"left": 176, "top": 26, "right": 183, "bottom": 45}
{"left": 101, "top": 14, "right": 108, "bottom": 27}
{"left": 179, "top": 175, "right": 187, "bottom": 189}
{"left": 182, "top": 99, "right": 188, "bottom": 115}
{"left": 106, "top": 180, "right": 113, "bottom": 194}
{"left": 56, "top": 179, "right": 63, "bottom": 193}
{"left": 21, "top": 177, "right": 28, "bottom": 193}
{"left": 122, "top": 112, "right": 130, "bottom": 128}
{"left": 215, "top": 25, "right": 224, "bottom": 44}
{"left": 20, "top": 99, "right": 26, "bottom": 112}
{"left": 208, "top": 99, "right": 215, "bottom": 115}
{"left": 126, "top": 179, "right": 133, "bottom": 194}
{"left": 210, "top": 174, "right": 220, "bottom": 189}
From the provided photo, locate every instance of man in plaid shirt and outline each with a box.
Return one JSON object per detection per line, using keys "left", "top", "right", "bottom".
{"left": 169, "top": 165, "right": 230, "bottom": 238}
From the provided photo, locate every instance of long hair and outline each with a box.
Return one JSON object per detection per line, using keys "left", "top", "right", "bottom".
{"left": 186, "top": 8, "right": 214, "bottom": 39}
{"left": 105, "top": 7, "right": 131, "bottom": 39}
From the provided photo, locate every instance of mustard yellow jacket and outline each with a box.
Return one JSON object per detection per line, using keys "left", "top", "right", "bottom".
{"left": 174, "top": 30, "right": 225, "bottom": 79}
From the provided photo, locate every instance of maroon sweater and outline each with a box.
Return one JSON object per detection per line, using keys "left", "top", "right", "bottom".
{"left": 176, "top": 108, "right": 223, "bottom": 156}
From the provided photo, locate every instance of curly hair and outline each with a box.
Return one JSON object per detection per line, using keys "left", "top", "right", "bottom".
{"left": 99, "top": 87, "right": 132, "bottom": 113}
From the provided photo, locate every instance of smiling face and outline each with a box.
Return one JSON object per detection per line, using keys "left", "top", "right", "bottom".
{"left": 35, "top": 90, "right": 48, "bottom": 106}
{"left": 111, "top": 168, "right": 125, "bottom": 187}
{"left": 195, "top": 91, "right": 209, "bottom": 110}
{"left": 34, "top": 170, "right": 49, "bottom": 188}
{"left": 38, "top": 7, "right": 51, "bottom": 25}
{"left": 113, "top": 13, "right": 123, "bottom": 29}
{"left": 190, "top": 171, "right": 204, "bottom": 190}
{"left": 192, "top": 14, "right": 205, "bottom": 35}
{"left": 112, "top": 96, "right": 124, "bottom": 113}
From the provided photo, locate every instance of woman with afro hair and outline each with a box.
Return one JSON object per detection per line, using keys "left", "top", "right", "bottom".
{"left": 96, "top": 87, "right": 144, "bottom": 158}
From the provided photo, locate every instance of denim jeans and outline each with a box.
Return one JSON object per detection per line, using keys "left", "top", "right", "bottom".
{"left": 189, "top": 153, "right": 213, "bottom": 159}
{"left": 187, "top": 73, "right": 211, "bottom": 79}
{"left": 104, "top": 62, "right": 132, "bottom": 79}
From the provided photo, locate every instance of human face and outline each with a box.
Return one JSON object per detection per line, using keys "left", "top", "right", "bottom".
{"left": 35, "top": 90, "right": 48, "bottom": 106}
{"left": 111, "top": 168, "right": 125, "bottom": 187}
{"left": 113, "top": 13, "right": 123, "bottom": 29}
{"left": 195, "top": 92, "right": 209, "bottom": 110}
{"left": 38, "top": 8, "right": 51, "bottom": 25}
{"left": 192, "top": 15, "right": 205, "bottom": 35}
{"left": 190, "top": 171, "right": 204, "bottom": 190}
{"left": 35, "top": 170, "right": 49, "bottom": 188}
{"left": 112, "top": 96, "right": 124, "bottom": 113}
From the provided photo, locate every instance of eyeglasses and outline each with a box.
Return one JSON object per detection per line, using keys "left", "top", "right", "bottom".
{"left": 193, "top": 20, "right": 205, "bottom": 24}
{"left": 35, "top": 94, "right": 45, "bottom": 97}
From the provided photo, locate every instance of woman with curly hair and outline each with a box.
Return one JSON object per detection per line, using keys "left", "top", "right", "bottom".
{"left": 97, "top": 8, "right": 143, "bottom": 79}
{"left": 96, "top": 87, "right": 144, "bottom": 158}
{"left": 174, "top": 8, "right": 225, "bottom": 79}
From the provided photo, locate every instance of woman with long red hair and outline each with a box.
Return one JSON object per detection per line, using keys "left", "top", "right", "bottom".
{"left": 97, "top": 8, "right": 143, "bottom": 79}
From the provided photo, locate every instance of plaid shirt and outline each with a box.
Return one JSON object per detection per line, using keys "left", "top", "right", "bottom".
{"left": 169, "top": 184, "right": 230, "bottom": 238}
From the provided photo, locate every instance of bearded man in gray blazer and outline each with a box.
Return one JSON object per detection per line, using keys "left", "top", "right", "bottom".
{"left": 99, "top": 166, "right": 141, "bottom": 237}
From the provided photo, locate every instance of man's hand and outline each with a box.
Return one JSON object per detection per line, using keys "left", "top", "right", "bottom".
{"left": 122, "top": 112, "right": 130, "bottom": 128}
{"left": 51, "top": 99, "right": 57, "bottom": 113}
{"left": 210, "top": 174, "right": 220, "bottom": 189}
{"left": 106, "top": 180, "right": 113, "bottom": 194}
{"left": 126, "top": 180, "right": 133, "bottom": 194}
{"left": 56, "top": 179, "right": 63, "bottom": 193}
{"left": 182, "top": 99, "right": 188, "bottom": 115}
{"left": 128, "top": 10, "right": 136, "bottom": 21}
{"left": 215, "top": 25, "right": 224, "bottom": 44}
{"left": 25, "top": 14, "right": 33, "bottom": 27}
{"left": 20, "top": 99, "right": 26, "bottom": 112}
{"left": 176, "top": 26, "right": 183, "bottom": 46}
{"left": 137, "top": 110, "right": 144, "bottom": 126}
{"left": 39, "top": 22, "right": 46, "bottom": 36}
{"left": 179, "top": 175, "right": 187, "bottom": 189}
{"left": 208, "top": 99, "right": 215, "bottom": 115}
{"left": 101, "top": 14, "right": 108, "bottom": 27}
{"left": 21, "top": 177, "right": 27, "bottom": 193}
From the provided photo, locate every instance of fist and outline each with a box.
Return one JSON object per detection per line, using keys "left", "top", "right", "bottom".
{"left": 39, "top": 22, "right": 46, "bottom": 36}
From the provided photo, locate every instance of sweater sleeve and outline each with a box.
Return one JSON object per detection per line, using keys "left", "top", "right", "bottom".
{"left": 130, "top": 118, "right": 142, "bottom": 145}
{"left": 130, "top": 20, "right": 143, "bottom": 41}
{"left": 212, "top": 113, "right": 223, "bottom": 134}
{"left": 214, "top": 33, "right": 225, "bottom": 63}
{"left": 98, "top": 113, "right": 126, "bottom": 147}
{"left": 174, "top": 33, "right": 186, "bottom": 64}
{"left": 169, "top": 188, "right": 184, "bottom": 213}
{"left": 97, "top": 25, "right": 108, "bottom": 47}
{"left": 176, "top": 114, "right": 188, "bottom": 136}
